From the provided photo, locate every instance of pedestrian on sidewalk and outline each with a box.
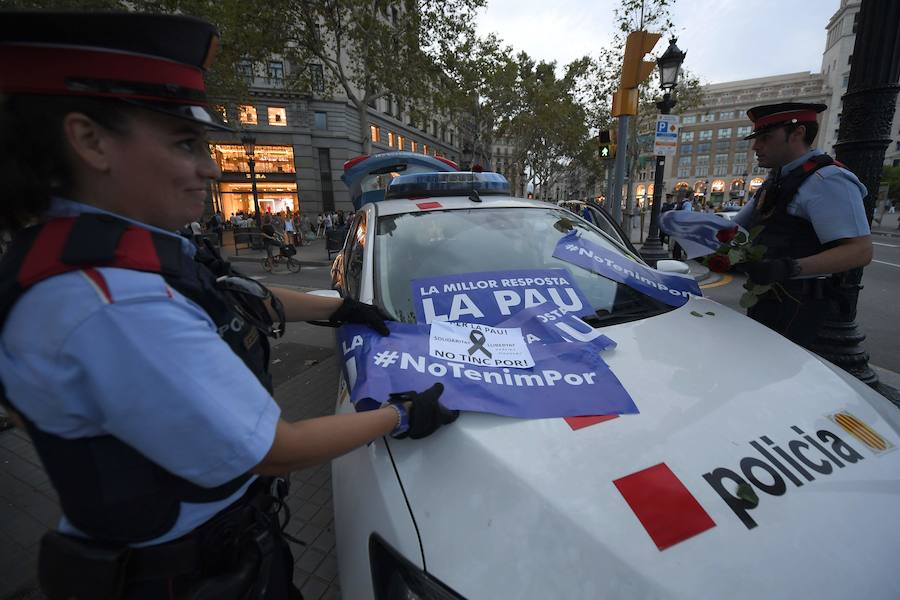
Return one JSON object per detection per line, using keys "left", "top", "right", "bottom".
{"left": 732, "top": 102, "right": 873, "bottom": 349}
{"left": 0, "top": 12, "right": 458, "bottom": 600}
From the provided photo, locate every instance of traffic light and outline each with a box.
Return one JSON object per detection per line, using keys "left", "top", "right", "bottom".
{"left": 613, "top": 30, "right": 662, "bottom": 117}
{"left": 621, "top": 31, "right": 661, "bottom": 88}
{"left": 598, "top": 130, "right": 617, "bottom": 159}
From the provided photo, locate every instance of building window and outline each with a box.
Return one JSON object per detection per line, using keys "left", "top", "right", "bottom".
{"left": 370, "top": 124, "right": 380, "bottom": 143}
{"left": 701, "top": 113, "right": 715, "bottom": 123}
{"left": 410, "top": 140, "right": 418, "bottom": 153}
{"left": 681, "top": 131, "right": 694, "bottom": 142}
{"left": 309, "top": 64, "right": 325, "bottom": 93}
{"left": 268, "top": 106, "right": 287, "bottom": 127}
{"left": 397, "top": 135, "right": 405, "bottom": 150}
{"left": 210, "top": 144, "right": 295, "bottom": 174}
{"left": 677, "top": 167, "right": 691, "bottom": 178}
{"left": 695, "top": 166, "right": 709, "bottom": 177}
{"left": 422, "top": 143, "right": 429, "bottom": 155}
{"left": 237, "top": 61, "right": 254, "bottom": 84}
{"left": 719, "top": 111, "right": 734, "bottom": 120}
{"left": 267, "top": 61, "right": 284, "bottom": 86}
{"left": 716, "top": 140, "right": 731, "bottom": 152}
{"left": 737, "top": 126, "right": 752, "bottom": 137}
{"left": 388, "top": 131, "right": 396, "bottom": 147}
{"left": 842, "top": 74, "right": 850, "bottom": 89}
{"left": 717, "top": 128, "right": 732, "bottom": 138}
{"left": 680, "top": 143, "right": 693, "bottom": 154}
{"left": 697, "top": 142, "right": 711, "bottom": 154}
{"left": 214, "top": 105, "right": 227, "bottom": 123}
{"left": 735, "top": 139, "right": 750, "bottom": 150}
{"left": 433, "top": 120, "right": 439, "bottom": 136}
{"left": 682, "top": 115, "right": 697, "bottom": 124}
{"left": 311, "top": 111, "right": 326, "bottom": 129}
{"left": 699, "top": 130, "right": 713, "bottom": 141}
{"left": 679, "top": 156, "right": 692, "bottom": 166}
{"left": 239, "top": 105, "right": 257, "bottom": 125}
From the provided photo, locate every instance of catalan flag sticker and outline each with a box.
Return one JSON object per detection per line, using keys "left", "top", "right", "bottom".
{"left": 828, "top": 411, "right": 894, "bottom": 455}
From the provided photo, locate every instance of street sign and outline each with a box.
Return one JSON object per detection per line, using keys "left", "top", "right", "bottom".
{"left": 653, "top": 115, "right": 679, "bottom": 156}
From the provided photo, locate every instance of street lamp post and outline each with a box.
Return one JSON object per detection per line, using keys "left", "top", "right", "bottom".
{"left": 640, "top": 38, "right": 686, "bottom": 266}
{"left": 240, "top": 133, "right": 262, "bottom": 229}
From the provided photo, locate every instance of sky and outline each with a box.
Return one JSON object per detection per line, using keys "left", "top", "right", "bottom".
{"left": 475, "top": 0, "right": 841, "bottom": 85}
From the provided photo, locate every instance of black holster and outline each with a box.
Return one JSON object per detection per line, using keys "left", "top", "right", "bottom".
{"left": 36, "top": 477, "right": 296, "bottom": 600}
{"left": 39, "top": 531, "right": 130, "bottom": 600}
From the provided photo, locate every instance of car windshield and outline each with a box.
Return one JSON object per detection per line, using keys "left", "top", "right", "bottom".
{"left": 375, "top": 207, "right": 674, "bottom": 325}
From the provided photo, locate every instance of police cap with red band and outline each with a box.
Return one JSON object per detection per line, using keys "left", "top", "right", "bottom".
{"left": 0, "top": 11, "right": 230, "bottom": 130}
{"left": 744, "top": 102, "right": 827, "bottom": 140}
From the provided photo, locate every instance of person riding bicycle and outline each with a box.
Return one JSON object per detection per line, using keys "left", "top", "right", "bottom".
{"left": 261, "top": 214, "right": 282, "bottom": 271}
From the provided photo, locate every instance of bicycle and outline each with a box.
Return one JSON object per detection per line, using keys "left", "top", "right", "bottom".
{"left": 262, "top": 234, "right": 301, "bottom": 273}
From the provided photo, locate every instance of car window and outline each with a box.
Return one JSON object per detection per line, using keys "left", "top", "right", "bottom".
{"left": 344, "top": 212, "right": 367, "bottom": 299}
{"left": 375, "top": 207, "right": 672, "bottom": 325}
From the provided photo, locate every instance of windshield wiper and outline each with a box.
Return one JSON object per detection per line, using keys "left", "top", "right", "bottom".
{"left": 581, "top": 306, "right": 669, "bottom": 327}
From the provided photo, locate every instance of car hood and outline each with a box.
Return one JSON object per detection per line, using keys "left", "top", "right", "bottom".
{"left": 387, "top": 296, "right": 900, "bottom": 599}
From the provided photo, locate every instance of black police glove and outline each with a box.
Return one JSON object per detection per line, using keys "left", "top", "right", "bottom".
{"left": 330, "top": 297, "right": 392, "bottom": 336}
{"left": 392, "top": 383, "right": 459, "bottom": 440}
{"left": 742, "top": 258, "right": 798, "bottom": 285}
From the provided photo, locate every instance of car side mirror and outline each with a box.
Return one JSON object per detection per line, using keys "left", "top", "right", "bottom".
{"left": 655, "top": 259, "right": 691, "bottom": 275}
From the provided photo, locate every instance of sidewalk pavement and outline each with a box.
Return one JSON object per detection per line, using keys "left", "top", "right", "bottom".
{"left": 0, "top": 357, "right": 343, "bottom": 600}
{"left": 871, "top": 209, "right": 900, "bottom": 237}
{"left": 218, "top": 230, "right": 334, "bottom": 267}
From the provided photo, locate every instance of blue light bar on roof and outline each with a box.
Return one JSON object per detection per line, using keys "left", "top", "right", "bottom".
{"left": 384, "top": 171, "right": 511, "bottom": 200}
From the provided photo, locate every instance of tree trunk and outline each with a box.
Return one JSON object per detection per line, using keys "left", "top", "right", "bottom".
{"left": 356, "top": 101, "right": 371, "bottom": 155}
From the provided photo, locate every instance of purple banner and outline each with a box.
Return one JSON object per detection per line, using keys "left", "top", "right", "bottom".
{"left": 552, "top": 232, "right": 701, "bottom": 307}
{"left": 338, "top": 322, "right": 638, "bottom": 419}
{"left": 412, "top": 268, "right": 595, "bottom": 325}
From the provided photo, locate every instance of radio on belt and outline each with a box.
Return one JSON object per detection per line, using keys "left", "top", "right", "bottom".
{"left": 385, "top": 171, "right": 511, "bottom": 200}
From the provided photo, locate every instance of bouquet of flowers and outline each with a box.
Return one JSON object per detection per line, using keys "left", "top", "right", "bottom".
{"left": 702, "top": 225, "right": 793, "bottom": 308}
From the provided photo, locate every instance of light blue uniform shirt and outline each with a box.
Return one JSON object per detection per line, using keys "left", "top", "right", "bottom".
{"left": 0, "top": 199, "right": 281, "bottom": 546}
{"left": 734, "top": 149, "right": 870, "bottom": 243}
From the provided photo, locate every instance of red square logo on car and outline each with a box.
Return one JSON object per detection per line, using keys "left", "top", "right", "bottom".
{"left": 613, "top": 463, "right": 716, "bottom": 550}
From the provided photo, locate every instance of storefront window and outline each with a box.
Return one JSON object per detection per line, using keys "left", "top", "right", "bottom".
{"left": 370, "top": 124, "right": 380, "bottom": 143}
{"left": 388, "top": 131, "right": 396, "bottom": 147}
{"left": 410, "top": 140, "right": 418, "bottom": 153}
{"left": 749, "top": 177, "right": 765, "bottom": 191}
{"left": 210, "top": 144, "right": 296, "bottom": 174}
{"left": 217, "top": 182, "right": 299, "bottom": 219}
{"left": 239, "top": 105, "right": 257, "bottom": 125}
{"left": 711, "top": 179, "right": 726, "bottom": 192}
{"left": 268, "top": 106, "right": 288, "bottom": 126}
{"left": 214, "top": 105, "right": 227, "bottom": 123}
{"left": 422, "top": 144, "right": 429, "bottom": 155}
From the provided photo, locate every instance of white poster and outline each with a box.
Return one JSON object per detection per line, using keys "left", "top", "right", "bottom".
{"left": 429, "top": 321, "right": 534, "bottom": 369}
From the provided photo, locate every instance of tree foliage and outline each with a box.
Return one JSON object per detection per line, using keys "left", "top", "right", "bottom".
{"left": 280, "top": 0, "right": 484, "bottom": 153}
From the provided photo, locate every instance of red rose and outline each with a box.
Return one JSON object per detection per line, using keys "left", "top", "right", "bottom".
{"left": 708, "top": 254, "right": 731, "bottom": 273}
{"left": 716, "top": 226, "right": 739, "bottom": 244}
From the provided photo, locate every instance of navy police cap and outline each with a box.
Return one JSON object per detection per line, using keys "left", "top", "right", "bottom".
{"left": 744, "top": 102, "right": 826, "bottom": 139}
{"left": 0, "top": 11, "right": 230, "bottom": 130}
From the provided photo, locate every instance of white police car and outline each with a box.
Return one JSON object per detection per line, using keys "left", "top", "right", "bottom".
{"left": 322, "top": 169, "right": 900, "bottom": 599}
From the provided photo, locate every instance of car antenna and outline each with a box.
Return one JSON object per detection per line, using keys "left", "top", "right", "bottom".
{"left": 468, "top": 187, "right": 482, "bottom": 203}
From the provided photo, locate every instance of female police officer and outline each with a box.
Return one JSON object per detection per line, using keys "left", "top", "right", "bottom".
{"left": 0, "top": 11, "right": 456, "bottom": 599}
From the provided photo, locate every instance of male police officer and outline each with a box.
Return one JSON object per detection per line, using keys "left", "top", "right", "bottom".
{"left": 733, "top": 102, "right": 873, "bottom": 348}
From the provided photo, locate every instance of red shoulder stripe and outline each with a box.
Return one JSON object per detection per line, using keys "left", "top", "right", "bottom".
{"left": 17, "top": 217, "right": 77, "bottom": 288}
{"left": 81, "top": 268, "right": 113, "bottom": 304}
{"left": 115, "top": 227, "right": 162, "bottom": 272}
